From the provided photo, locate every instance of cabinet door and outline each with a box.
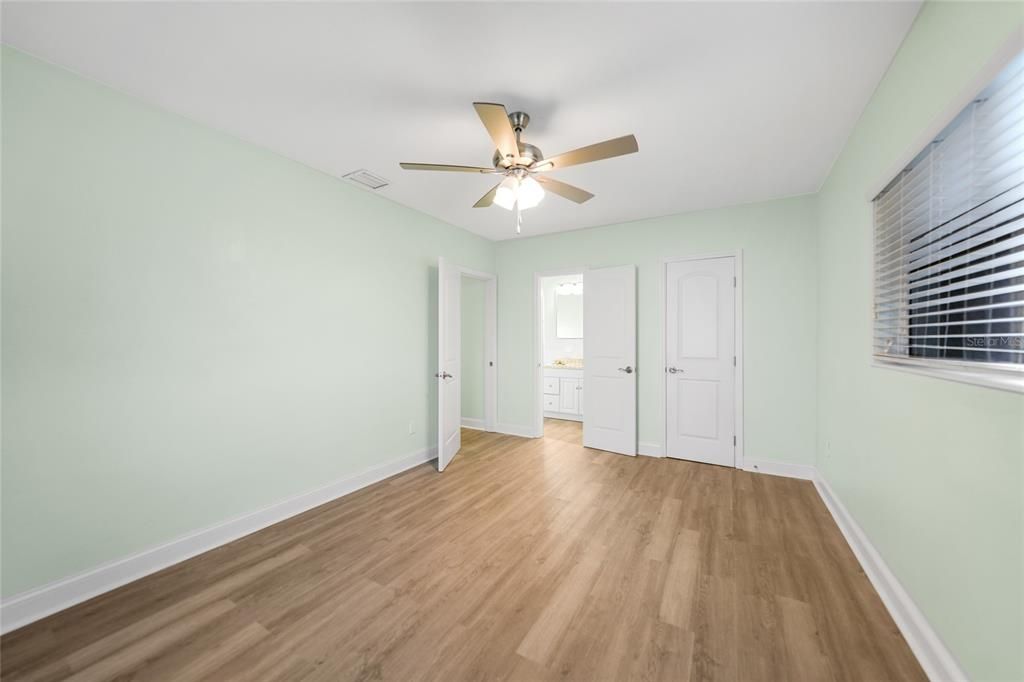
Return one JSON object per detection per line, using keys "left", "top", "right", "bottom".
{"left": 559, "top": 378, "right": 580, "bottom": 414}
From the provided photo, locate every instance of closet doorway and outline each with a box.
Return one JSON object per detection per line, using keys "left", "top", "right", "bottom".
{"left": 437, "top": 258, "right": 496, "bottom": 472}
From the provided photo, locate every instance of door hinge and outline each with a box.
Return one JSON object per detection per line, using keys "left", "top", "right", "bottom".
{"left": 733, "top": 435, "right": 737, "bottom": 446}
{"left": 733, "top": 356, "right": 736, "bottom": 366}
{"left": 733, "top": 276, "right": 736, "bottom": 287}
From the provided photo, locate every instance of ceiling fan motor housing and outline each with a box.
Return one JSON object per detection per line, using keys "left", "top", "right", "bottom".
{"left": 493, "top": 142, "right": 544, "bottom": 169}
{"left": 491, "top": 111, "right": 543, "bottom": 169}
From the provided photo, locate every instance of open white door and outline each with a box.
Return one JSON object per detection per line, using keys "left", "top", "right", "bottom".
{"left": 437, "top": 257, "right": 461, "bottom": 471}
{"left": 665, "top": 256, "right": 736, "bottom": 467}
{"left": 583, "top": 265, "right": 637, "bottom": 455}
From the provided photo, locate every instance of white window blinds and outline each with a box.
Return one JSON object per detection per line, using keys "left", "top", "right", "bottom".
{"left": 873, "top": 52, "right": 1024, "bottom": 374}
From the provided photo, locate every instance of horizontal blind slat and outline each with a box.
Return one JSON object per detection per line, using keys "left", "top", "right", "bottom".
{"left": 906, "top": 283, "right": 1024, "bottom": 311}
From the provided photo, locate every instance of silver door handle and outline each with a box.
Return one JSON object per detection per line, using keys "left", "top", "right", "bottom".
{"left": 667, "top": 367, "right": 683, "bottom": 374}
{"left": 617, "top": 366, "right": 634, "bottom": 374}
{"left": 434, "top": 371, "right": 453, "bottom": 379}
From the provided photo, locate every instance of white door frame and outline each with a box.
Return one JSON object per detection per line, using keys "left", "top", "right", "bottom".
{"left": 459, "top": 266, "right": 498, "bottom": 433}
{"left": 659, "top": 251, "right": 744, "bottom": 468}
{"left": 533, "top": 267, "right": 587, "bottom": 438}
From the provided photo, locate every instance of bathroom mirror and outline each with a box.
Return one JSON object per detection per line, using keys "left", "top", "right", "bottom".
{"left": 555, "top": 291, "right": 583, "bottom": 338}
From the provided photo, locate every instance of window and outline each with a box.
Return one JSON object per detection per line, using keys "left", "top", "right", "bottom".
{"left": 872, "top": 52, "right": 1024, "bottom": 391}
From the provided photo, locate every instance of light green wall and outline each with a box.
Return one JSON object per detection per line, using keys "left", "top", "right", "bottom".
{"left": 495, "top": 196, "right": 819, "bottom": 464}
{"left": 0, "top": 47, "right": 494, "bottom": 597}
{"left": 460, "top": 276, "right": 485, "bottom": 421}
{"left": 814, "top": 4, "right": 1024, "bottom": 680}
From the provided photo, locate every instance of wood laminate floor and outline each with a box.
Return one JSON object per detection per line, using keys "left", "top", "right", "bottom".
{"left": 1, "top": 419, "right": 924, "bottom": 681}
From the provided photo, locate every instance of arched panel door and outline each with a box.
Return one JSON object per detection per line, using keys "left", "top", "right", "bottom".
{"left": 665, "top": 257, "right": 736, "bottom": 467}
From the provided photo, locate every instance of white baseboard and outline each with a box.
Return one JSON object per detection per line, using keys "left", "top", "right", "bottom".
{"left": 494, "top": 423, "right": 537, "bottom": 438}
{"left": 813, "top": 474, "right": 967, "bottom": 682}
{"left": 743, "top": 458, "right": 816, "bottom": 480}
{"left": 460, "top": 417, "right": 485, "bottom": 430}
{"left": 0, "top": 445, "right": 437, "bottom": 635}
{"left": 638, "top": 441, "right": 664, "bottom": 457}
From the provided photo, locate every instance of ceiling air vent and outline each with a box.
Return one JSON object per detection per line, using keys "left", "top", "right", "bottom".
{"left": 344, "top": 169, "right": 389, "bottom": 190}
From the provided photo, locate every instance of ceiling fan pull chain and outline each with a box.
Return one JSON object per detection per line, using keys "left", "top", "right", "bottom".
{"left": 515, "top": 201, "right": 522, "bottom": 235}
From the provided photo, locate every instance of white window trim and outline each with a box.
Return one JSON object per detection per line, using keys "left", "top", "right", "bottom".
{"left": 873, "top": 357, "right": 1024, "bottom": 394}
{"left": 867, "top": 32, "right": 1024, "bottom": 394}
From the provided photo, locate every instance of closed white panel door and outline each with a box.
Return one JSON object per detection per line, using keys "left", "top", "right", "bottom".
{"left": 583, "top": 265, "right": 637, "bottom": 455}
{"left": 437, "top": 257, "right": 461, "bottom": 471}
{"left": 666, "top": 257, "right": 735, "bottom": 467}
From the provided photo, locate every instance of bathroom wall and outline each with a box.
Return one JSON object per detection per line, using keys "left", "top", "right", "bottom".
{"left": 541, "top": 274, "right": 584, "bottom": 365}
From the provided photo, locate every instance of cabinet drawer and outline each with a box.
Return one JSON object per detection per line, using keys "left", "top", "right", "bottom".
{"left": 543, "top": 377, "right": 560, "bottom": 395}
{"left": 543, "top": 394, "right": 558, "bottom": 410}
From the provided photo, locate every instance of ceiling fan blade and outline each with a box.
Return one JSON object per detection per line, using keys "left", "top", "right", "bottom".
{"left": 536, "top": 176, "right": 595, "bottom": 204}
{"left": 400, "top": 163, "right": 493, "bottom": 173}
{"left": 473, "top": 102, "right": 520, "bottom": 164}
{"left": 473, "top": 182, "right": 502, "bottom": 208}
{"left": 532, "top": 135, "right": 638, "bottom": 171}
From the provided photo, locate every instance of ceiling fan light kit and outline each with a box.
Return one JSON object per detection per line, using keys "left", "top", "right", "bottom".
{"left": 400, "top": 102, "right": 638, "bottom": 235}
{"left": 494, "top": 173, "right": 544, "bottom": 210}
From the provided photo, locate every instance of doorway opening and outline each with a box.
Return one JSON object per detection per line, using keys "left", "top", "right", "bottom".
{"left": 533, "top": 265, "right": 638, "bottom": 455}
{"left": 460, "top": 274, "right": 488, "bottom": 431}
{"left": 437, "top": 259, "right": 496, "bottom": 472}
{"left": 535, "top": 271, "right": 585, "bottom": 437}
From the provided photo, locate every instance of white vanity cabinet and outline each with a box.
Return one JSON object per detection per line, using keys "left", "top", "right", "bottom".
{"left": 543, "top": 368, "right": 583, "bottom": 421}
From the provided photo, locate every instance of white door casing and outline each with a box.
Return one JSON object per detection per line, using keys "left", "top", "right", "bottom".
{"left": 583, "top": 265, "right": 637, "bottom": 455}
{"left": 437, "top": 257, "right": 461, "bottom": 471}
{"left": 665, "top": 256, "right": 736, "bottom": 466}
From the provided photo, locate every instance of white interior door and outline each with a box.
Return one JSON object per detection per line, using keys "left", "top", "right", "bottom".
{"left": 665, "top": 256, "right": 735, "bottom": 467}
{"left": 583, "top": 265, "right": 637, "bottom": 455}
{"left": 437, "top": 257, "right": 461, "bottom": 471}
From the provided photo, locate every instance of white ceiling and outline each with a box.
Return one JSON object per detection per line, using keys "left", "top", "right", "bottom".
{"left": 2, "top": 1, "right": 920, "bottom": 240}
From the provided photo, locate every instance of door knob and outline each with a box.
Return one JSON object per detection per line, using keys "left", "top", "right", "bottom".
{"left": 666, "top": 367, "right": 683, "bottom": 374}
{"left": 617, "top": 366, "right": 634, "bottom": 374}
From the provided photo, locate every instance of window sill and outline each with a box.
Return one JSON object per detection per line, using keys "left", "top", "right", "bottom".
{"left": 872, "top": 359, "right": 1024, "bottom": 394}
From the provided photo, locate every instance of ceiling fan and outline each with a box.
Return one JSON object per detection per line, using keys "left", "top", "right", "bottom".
{"left": 400, "top": 102, "right": 638, "bottom": 233}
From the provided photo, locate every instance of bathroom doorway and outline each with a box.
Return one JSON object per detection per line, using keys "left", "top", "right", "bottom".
{"left": 534, "top": 271, "right": 585, "bottom": 437}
